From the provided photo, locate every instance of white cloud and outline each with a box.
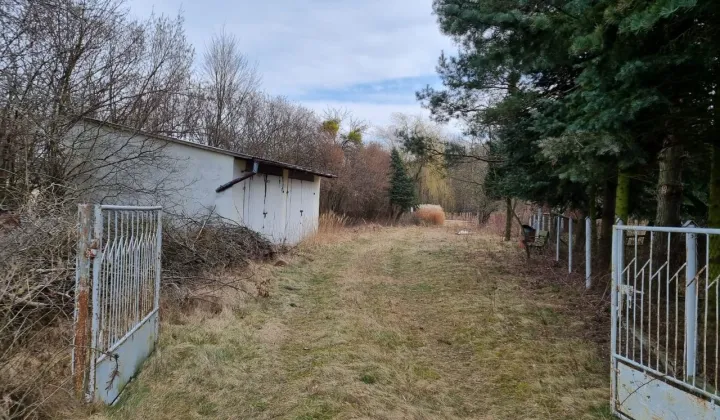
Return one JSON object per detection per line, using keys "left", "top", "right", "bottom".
{"left": 125, "top": 0, "right": 456, "bottom": 125}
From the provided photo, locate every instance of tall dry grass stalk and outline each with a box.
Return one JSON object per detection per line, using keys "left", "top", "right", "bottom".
{"left": 414, "top": 205, "right": 446, "bottom": 226}
{"left": 301, "top": 212, "right": 350, "bottom": 246}
{"left": 318, "top": 211, "right": 349, "bottom": 234}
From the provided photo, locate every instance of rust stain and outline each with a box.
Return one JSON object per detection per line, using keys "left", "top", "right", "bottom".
{"left": 73, "top": 286, "right": 90, "bottom": 397}
{"left": 74, "top": 204, "right": 92, "bottom": 398}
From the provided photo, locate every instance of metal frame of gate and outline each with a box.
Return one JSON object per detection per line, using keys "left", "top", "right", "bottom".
{"left": 611, "top": 222, "right": 720, "bottom": 419}
{"left": 73, "top": 204, "right": 162, "bottom": 404}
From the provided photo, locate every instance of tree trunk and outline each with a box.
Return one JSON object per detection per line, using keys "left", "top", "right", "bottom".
{"left": 654, "top": 136, "right": 684, "bottom": 228}
{"left": 709, "top": 144, "right": 720, "bottom": 280}
{"left": 615, "top": 170, "right": 631, "bottom": 222}
{"left": 600, "top": 177, "right": 617, "bottom": 268}
{"left": 504, "top": 197, "right": 512, "bottom": 241}
{"left": 653, "top": 135, "right": 684, "bottom": 269}
{"left": 588, "top": 185, "right": 598, "bottom": 247}
{"left": 575, "top": 210, "right": 586, "bottom": 254}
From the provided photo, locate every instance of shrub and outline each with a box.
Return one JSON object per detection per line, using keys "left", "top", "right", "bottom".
{"left": 414, "top": 205, "right": 446, "bottom": 226}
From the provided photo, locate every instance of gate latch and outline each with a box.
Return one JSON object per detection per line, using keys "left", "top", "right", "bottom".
{"left": 85, "top": 239, "right": 100, "bottom": 259}
{"left": 618, "top": 285, "right": 641, "bottom": 311}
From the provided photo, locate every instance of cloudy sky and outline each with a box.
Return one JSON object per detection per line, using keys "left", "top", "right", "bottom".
{"left": 126, "top": 0, "right": 455, "bottom": 129}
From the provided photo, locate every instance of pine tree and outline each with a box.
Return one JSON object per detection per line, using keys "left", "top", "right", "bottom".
{"left": 389, "top": 148, "right": 416, "bottom": 217}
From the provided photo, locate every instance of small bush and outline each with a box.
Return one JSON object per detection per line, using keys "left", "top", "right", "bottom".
{"left": 414, "top": 205, "right": 446, "bottom": 226}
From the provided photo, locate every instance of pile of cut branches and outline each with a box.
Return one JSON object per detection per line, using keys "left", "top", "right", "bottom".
{"left": 0, "top": 197, "right": 78, "bottom": 419}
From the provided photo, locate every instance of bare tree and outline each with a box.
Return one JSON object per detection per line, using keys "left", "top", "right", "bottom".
{"left": 201, "top": 30, "right": 260, "bottom": 148}
{"left": 0, "top": 0, "right": 199, "bottom": 207}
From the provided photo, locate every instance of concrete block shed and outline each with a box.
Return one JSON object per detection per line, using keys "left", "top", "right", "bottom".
{"left": 67, "top": 118, "right": 335, "bottom": 245}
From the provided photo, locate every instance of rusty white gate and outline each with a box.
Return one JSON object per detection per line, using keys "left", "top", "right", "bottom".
{"left": 73, "top": 205, "right": 162, "bottom": 404}
{"left": 611, "top": 222, "right": 720, "bottom": 419}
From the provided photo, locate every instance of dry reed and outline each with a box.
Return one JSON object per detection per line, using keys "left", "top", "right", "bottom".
{"left": 414, "top": 204, "right": 446, "bottom": 226}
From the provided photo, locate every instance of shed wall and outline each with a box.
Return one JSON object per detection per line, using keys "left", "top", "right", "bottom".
{"left": 67, "top": 122, "right": 320, "bottom": 244}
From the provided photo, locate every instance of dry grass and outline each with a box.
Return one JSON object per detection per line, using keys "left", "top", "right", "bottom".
{"left": 302, "top": 212, "right": 384, "bottom": 246}
{"left": 94, "top": 226, "right": 611, "bottom": 420}
{"left": 414, "top": 204, "right": 446, "bottom": 226}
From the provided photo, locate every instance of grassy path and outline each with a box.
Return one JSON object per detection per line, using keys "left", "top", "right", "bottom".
{"left": 103, "top": 227, "right": 610, "bottom": 419}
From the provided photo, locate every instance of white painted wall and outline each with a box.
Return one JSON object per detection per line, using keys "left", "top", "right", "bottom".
{"left": 68, "top": 121, "right": 322, "bottom": 245}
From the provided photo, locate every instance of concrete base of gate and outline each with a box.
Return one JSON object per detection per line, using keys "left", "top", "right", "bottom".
{"left": 615, "top": 361, "right": 720, "bottom": 419}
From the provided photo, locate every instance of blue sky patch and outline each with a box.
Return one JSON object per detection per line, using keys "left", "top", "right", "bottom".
{"left": 291, "top": 75, "right": 442, "bottom": 105}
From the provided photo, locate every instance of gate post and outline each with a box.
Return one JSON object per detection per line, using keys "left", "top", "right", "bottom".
{"left": 610, "top": 221, "right": 624, "bottom": 410}
{"left": 154, "top": 210, "right": 163, "bottom": 336}
{"left": 73, "top": 205, "right": 92, "bottom": 398}
{"left": 87, "top": 205, "right": 103, "bottom": 400}
{"left": 685, "top": 222, "right": 698, "bottom": 380}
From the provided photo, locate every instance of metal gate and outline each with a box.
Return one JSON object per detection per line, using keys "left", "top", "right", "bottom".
{"left": 73, "top": 204, "right": 162, "bottom": 404}
{"left": 611, "top": 222, "right": 720, "bottom": 419}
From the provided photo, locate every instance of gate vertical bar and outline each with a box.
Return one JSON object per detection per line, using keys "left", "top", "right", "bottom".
{"left": 556, "top": 216, "right": 561, "bottom": 261}
{"left": 73, "top": 205, "right": 92, "bottom": 398}
{"left": 585, "top": 217, "right": 591, "bottom": 289}
{"left": 568, "top": 218, "right": 573, "bottom": 273}
{"left": 87, "top": 205, "right": 104, "bottom": 400}
{"left": 611, "top": 221, "right": 624, "bottom": 411}
{"left": 685, "top": 223, "right": 698, "bottom": 379}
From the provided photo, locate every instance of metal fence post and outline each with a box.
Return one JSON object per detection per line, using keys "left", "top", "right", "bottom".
{"left": 73, "top": 205, "right": 92, "bottom": 398}
{"left": 154, "top": 209, "right": 163, "bottom": 337}
{"left": 585, "top": 217, "right": 592, "bottom": 289}
{"left": 610, "top": 221, "right": 623, "bottom": 410}
{"left": 685, "top": 222, "right": 698, "bottom": 380}
{"left": 536, "top": 208, "right": 541, "bottom": 230}
{"left": 556, "top": 216, "right": 561, "bottom": 261}
{"left": 568, "top": 218, "right": 573, "bottom": 273}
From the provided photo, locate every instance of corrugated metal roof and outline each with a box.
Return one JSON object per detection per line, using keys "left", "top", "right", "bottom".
{"left": 81, "top": 117, "right": 337, "bottom": 178}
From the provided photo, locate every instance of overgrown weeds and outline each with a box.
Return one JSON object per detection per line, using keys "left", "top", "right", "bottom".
{"left": 0, "top": 200, "right": 277, "bottom": 419}
{"left": 0, "top": 193, "right": 78, "bottom": 419}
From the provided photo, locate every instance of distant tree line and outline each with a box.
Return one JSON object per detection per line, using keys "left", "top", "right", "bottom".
{"left": 419, "top": 0, "right": 720, "bottom": 266}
